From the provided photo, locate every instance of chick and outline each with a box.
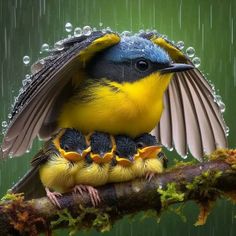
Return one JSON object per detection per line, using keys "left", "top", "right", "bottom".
{"left": 74, "top": 132, "right": 115, "bottom": 206}
{"left": 34, "top": 128, "right": 90, "bottom": 207}
{"left": 133, "top": 133, "right": 164, "bottom": 181}
{"left": 108, "top": 135, "right": 137, "bottom": 183}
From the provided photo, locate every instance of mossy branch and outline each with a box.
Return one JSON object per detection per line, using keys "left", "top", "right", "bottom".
{"left": 1, "top": 149, "right": 236, "bottom": 235}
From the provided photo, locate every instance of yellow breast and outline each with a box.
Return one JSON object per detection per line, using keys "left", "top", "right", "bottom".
{"left": 74, "top": 163, "right": 110, "bottom": 187}
{"left": 39, "top": 154, "right": 81, "bottom": 193}
{"left": 59, "top": 72, "right": 172, "bottom": 137}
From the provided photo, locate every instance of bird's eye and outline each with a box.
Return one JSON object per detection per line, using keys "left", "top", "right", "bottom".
{"left": 63, "top": 144, "right": 70, "bottom": 151}
{"left": 137, "top": 142, "right": 144, "bottom": 148}
{"left": 135, "top": 59, "right": 150, "bottom": 72}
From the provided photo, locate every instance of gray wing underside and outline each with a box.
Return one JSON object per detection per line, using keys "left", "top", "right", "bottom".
{"left": 152, "top": 66, "right": 227, "bottom": 161}
{"left": 0, "top": 32, "right": 106, "bottom": 158}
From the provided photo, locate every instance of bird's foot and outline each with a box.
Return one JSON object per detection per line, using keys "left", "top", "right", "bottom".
{"left": 45, "top": 187, "right": 62, "bottom": 208}
{"left": 145, "top": 172, "right": 156, "bottom": 182}
{"left": 73, "top": 184, "right": 101, "bottom": 207}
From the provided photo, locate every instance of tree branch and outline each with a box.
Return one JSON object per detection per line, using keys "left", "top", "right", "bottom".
{"left": 1, "top": 149, "right": 236, "bottom": 235}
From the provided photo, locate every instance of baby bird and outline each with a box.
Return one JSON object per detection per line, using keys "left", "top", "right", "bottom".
{"left": 133, "top": 133, "right": 164, "bottom": 181}
{"left": 74, "top": 132, "right": 115, "bottom": 206}
{"left": 33, "top": 128, "right": 90, "bottom": 207}
{"left": 108, "top": 135, "right": 137, "bottom": 183}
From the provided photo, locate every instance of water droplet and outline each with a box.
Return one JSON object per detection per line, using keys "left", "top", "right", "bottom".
{"left": 106, "top": 27, "right": 112, "bottom": 32}
{"left": 99, "top": 22, "right": 103, "bottom": 27}
{"left": 225, "top": 126, "right": 230, "bottom": 136}
{"left": 192, "top": 57, "right": 201, "bottom": 68}
{"left": 186, "top": 47, "right": 195, "bottom": 57}
{"left": 162, "top": 34, "right": 168, "bottom": 40}
{"left": 199, "top": 166, "right": 203, "bottom": 170}
{"left": 214, "top": 95, "right": 226, "bottom": 112}
{"left": 25, "top": 74, "right": 30, "bottom": 79}
{"left": 176, "top": 41, "right": 184, "bottom": 50}
{"left": 9, "top": 152, "right": 13, "bottom": 158}
{"left": 8, "top": 113, "right": 12, "bottom": 119}
{"left": 2, "top": 121, "right": 7, "bottom": 128}
{"left": 139, "top": 29, "right": 145, "bottom": 34}
{"left": 168, "top": 147, "right": 174, "bottom": 151}
{"left": 93, "top": 27, "right": 97, "bottom": 31}
{"left": 121, "top": 31, "right": 132, "bottom": 36}
{"left": 65, "top": 22, "right": 73, "bottom": 32}
{"left": 41, "top": 43, "right": 49, "bottom": 52}
{"left": 83, "top": 26, "right": 92, "bottom": 36}
{"left": 158, "top": 184, "right": 163, "bottom": 189}
{"left": 182, "top": 155, "right": 187, "bottom": 159}
{"left": 39, "top": 59, "right": 45, "bottom": 64}
{"left": 22, "top": 74, "right": 32, "bottom": 86}
{"left": 74, "top": 27, "right": 82, "bottom": 37}
{"left": 23, "top": 55, "right": 30, "bottom": 65}
{"left": 26, "top": 149, "right": 30, "bottom": 153}
{"left": 54, "top": 41, "right": 64, "bottom": 51}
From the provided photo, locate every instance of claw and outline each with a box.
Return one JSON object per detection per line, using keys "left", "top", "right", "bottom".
{"left": 72, "top": 185, "right": 101, "bottom": 207}
{"left": 73, "top": 185, "right": 87, "bottom": 195}
{"left": 87, "top": 186, "right": 101, "bottom": 207}
{"left": 45, "top": 187, "right": 62, "bottom": 208}
{"left": 145, "top": 172, "right": 155, "bottom": 182}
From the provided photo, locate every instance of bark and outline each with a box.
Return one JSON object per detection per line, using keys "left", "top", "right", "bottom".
{"left": 1, "top": 149, "right": 236, "bottom": 235}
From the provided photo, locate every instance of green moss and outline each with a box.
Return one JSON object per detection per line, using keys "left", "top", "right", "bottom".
{"left": 51, "top": 206, "right": 112, "bottom": 235}
{"left": 1, "top": 192, "right": 24, "bottom": 202}
{"left": 157, "top": 183, "right": 185, "bottom": 207}
{"left": 186, "top": 170, "right": 222, "bottom": 198}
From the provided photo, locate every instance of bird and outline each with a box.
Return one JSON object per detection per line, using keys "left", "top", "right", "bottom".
{"left": 133, "top": 133, "right": 164, "bottom": 181}
{"left": 108, "top": 135, "right": 137, "bottom": 183}
{"left": 74, "top": 132, "right": 115, "bottom": 206}
{"left": 1, "top": 30, "right": 227, "bottom": 163}
{"left": 11, "top": 128, "right": 91, "bottom": 207}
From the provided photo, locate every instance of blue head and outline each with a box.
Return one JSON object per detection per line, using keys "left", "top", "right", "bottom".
{"left": 87, "top": 35, "right": 193, "bottom": 83}
{"left": 104, "top": 36, "right": 170, "bottom": 64}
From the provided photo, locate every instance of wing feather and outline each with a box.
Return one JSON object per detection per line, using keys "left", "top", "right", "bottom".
{"left": 1, "top": 31, "right": 120, "bottom": 158}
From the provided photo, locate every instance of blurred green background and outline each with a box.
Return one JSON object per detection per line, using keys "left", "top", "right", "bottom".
{"left": 0, "top": 0, "right": 235, "bottom": 235}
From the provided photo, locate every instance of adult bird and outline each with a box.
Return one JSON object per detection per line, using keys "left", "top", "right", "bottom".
{"left": 0, "top": 30, "right": 227, "bottom": 161}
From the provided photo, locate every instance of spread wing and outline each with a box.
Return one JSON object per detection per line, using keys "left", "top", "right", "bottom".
{"left": 141, "top": 32, "right": 227, "bottom": 161}
{"left": 1, "top": 31, "right": 120, "bottom": 158}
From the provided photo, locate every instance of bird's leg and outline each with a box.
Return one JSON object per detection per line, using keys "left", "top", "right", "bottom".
{"left": 145, "top": 172, "right": 156, "bottom": 182}
{"left": 73, "top": 184, "right": 101, "bottom": 207}
{"left": 45, "top": 187, "right": 62, "bottom": 208}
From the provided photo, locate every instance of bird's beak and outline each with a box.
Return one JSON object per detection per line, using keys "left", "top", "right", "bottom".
{"left": 64, "top": 151, "right": 83, "bottom": 161}
{"left": 160, "top": 63, "right": 194, "bottom": 74}
{"left": 138, "top": 146, "right": 162, "bottom": 159}
{"left": 116, "top": 156, "right": 133, "bottom": 166}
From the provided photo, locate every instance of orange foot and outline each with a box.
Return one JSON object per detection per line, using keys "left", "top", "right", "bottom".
{"left": 145, "top": 172, "right": 156, "bottom": 182}
{"left": 73, "top": 185, "right": 101, "bottom": 207}
{"left": 45, "top": 187, "right": 62, "bottom": 208}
